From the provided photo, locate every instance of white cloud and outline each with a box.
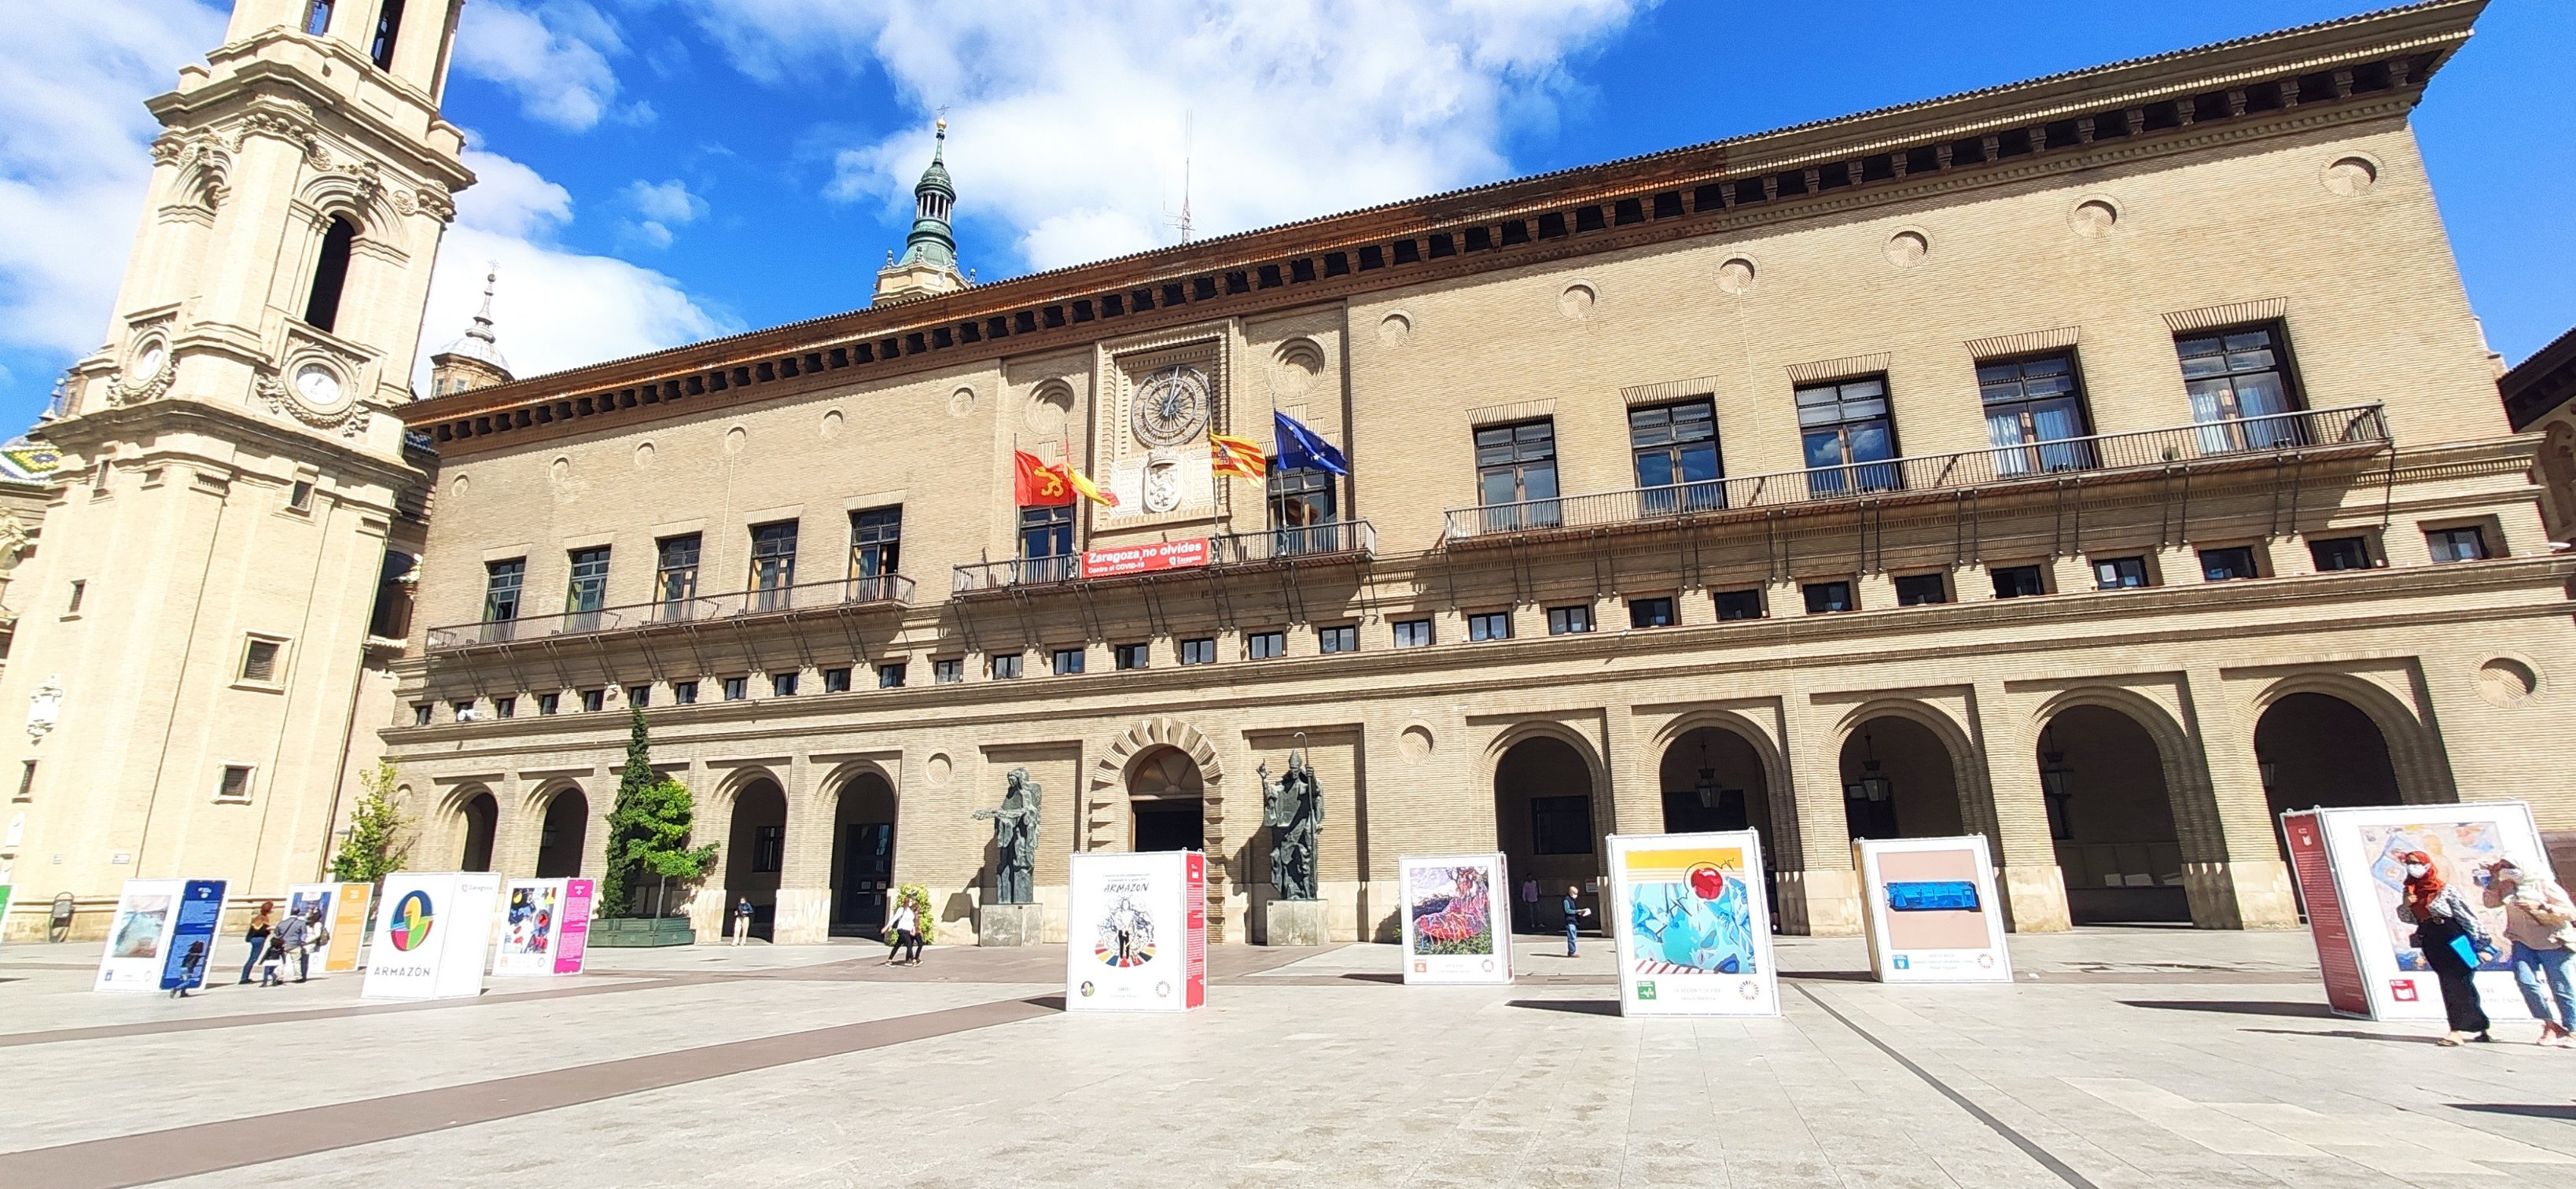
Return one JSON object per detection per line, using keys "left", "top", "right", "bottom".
{"left": 678, "top": 0, "right": 1650, "bottom": 272}
{"left": 0, "top": 1, "right": 227, "bottom": 368}
{"left": 451, "top": 1, "right": 629, "bottom": 131}
{"left": 619, "top": 177, "right": 708, "bottom": 248}
{"left": 416, "top": 149, "right": 738, "bottom": 392}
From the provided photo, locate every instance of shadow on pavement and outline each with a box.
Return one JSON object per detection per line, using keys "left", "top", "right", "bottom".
{"left": 2448, "top": 1103, "right": 2576, "bottom": 1121}
{"left": 1781, "top": 970, "right": 1876, "bottom": 983}
{"left": 1338, "top": 973, "right": 1404, "bottom": 985}
{"left": 2240, "top": 1027, "right": 2443, "bottom": 1044}
{"left": 1507, "top": 999, "right": 1620, "bottom": 1016}
{"left": 1021, "top": 995, "right": 1066, "bottom": 1011}
{"left": 2118, "top": 999, "right": 2335, "bottom": 1018}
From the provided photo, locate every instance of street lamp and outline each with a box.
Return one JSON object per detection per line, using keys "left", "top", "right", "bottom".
{"left": 1844, "top": 730, "right": 1892, "bottom": 804}
{"left": 2039, "top": 725, "right": 2074, "bottom": 841}
{"left": 1691, "top": 734, "right": 1743, "bottom": 817}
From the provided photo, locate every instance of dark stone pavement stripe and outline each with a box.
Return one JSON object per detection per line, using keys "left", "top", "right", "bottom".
{"left": 0, "top": 975, "right": 711, "bottom": 1049}
{"left": 0, "top": 994, "right": 1059, "bottom": 1189}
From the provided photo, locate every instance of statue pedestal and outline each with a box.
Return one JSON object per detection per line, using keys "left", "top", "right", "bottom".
{"left": 1263, "top": 899, "right": 1327, "bottom": 947}
{"left": 979, "top": 902, "right": 1044, "bottom": 947}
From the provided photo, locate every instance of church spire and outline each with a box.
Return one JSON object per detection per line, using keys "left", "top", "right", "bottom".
{"left": 429, "top": 264, "right": 513, "bottom": 396}
{"left": 874, "top": 120, "right": 968, "bottom": 307}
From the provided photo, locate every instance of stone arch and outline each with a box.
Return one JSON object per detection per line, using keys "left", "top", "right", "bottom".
{"left": 1089, "top": 716, "right": 1228, "bottom": 849}
{"left": 2250, "top": 672, "right": 2451, "bottom": 804}
{"left": 1651, "top": 709, "right": 1793, "bottom": 904}
{"left": 1829, "top": 698, "right": 1991, "bottom": 841}
{"left": 823, "top": 760, "right": 900, "bottom": 936}
{"left": 297, "top": 172, "right": 403, "bottom": 242}
{"left": 2029, "top": 686, "right": 2220, "bottom": 849}
{"left": 717, "top": 768, "right": 791, "bottom": 941}
{"left": 439, "top": 782, "right": 499, "bottom": 873}
{"left": 528, "top": 779, "right": 590, "bottom": 879}
{"left": 2030, "top": 688, "right": 2208, "bottom": 923}
{"left": 1649, "top": 709, "right": 1793, "bottom": 804}
{"left": 1488, "top": 720, "right": 1611, "bottom": 933}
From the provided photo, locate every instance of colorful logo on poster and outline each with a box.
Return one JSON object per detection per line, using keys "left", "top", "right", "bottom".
{"left": 1092, "top": 896, "right": 1156, "bottom": 968}
{"left": 388, "top": 890, "right": 435, "bottom": 952}
{"left": 1687, "top": 863, "right": 1728, "bottom": 900}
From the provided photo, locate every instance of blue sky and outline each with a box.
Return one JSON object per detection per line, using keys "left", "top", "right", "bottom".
{"left": 2, "top": 1, "right": 2567, "bottom": 431}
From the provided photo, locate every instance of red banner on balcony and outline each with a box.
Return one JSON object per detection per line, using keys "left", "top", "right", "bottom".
{"left": 1080, "top": 538, "right": 1211, "bottom": 579}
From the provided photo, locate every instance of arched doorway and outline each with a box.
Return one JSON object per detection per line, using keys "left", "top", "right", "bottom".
{"left": 1494, "top": 734, "right": 1601, "bottom": 935}
{"left": 2039, "top": 705, "right": 2188, "bottom": 922}
{"left": 831, "top": 771, "right": 898, "bottom": 936}
{"left": 534, "top": 789, "right": 587, "bottom": 878}
{"left": 1129, "top": 747, "right": 1204, "bottom": 852}
{"left": 1837, "top": 716, "right": 1964, "bottom": 841}
{"left": 2255, "top": 692, "right": 2402, "bottom": 817}
{"left": 723, "top": 779, "right": 789, "bottom": 941}
{"left": 1661, "top": 723, "right": 1779, "bottom": 922}
{"left": 458, "top": 790, "right": 498, "bottom": 872}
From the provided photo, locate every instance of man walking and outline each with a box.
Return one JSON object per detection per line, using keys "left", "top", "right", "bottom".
{"left": 730, "top": 896, "right": 754, "bottom": 947}
{"left": 1562, "top": 885, "right": 1593, "bottom": 958}
{"left": 270, "top": 907, "right": 313, "bottom": 983}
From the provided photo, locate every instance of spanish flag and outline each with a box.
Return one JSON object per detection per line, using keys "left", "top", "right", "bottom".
{"left": 1210, "top": 433, "right": 1268, "bottom": 480}
{"left": 1013, "top": 450, "right": 1073, "bottom": 507}
{"left": 1066, "top": 465, "right": 1119, "bottom": 509}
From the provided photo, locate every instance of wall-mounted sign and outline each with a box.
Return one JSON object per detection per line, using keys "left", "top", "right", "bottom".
{"left": 1080, "top": 538, "right": 1209, "bottom": 580}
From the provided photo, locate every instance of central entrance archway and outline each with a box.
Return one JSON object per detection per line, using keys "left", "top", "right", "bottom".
{"left": 831, "top": 771, "right": 898, "bottom": 936}
{"left": 1128, "top": 746, "right": 1205, "bottom": 852}
{"left": 2039, "top": 705, "right": 2188, "bottom": 922}
{"left": 534, "top": 789, "right": 587, "bottom": 878}
{"left": 723, "top": 779, "right": 788, "bottom": 941}
{"left": 1494, "top": 734, "right": 1602, "bottom": 936}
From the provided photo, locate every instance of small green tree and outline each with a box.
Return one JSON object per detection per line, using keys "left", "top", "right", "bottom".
{"left": 329, "top": 760, "right": 410, "bottom": 884}
{"left": 883, "top": 883, "right": 936, "bottom": 946}
{"left": 615, "top": 776, "right": 719, "bottom": 918}
{"left": 600, "top": 708, "right": 658, "bottom": 917}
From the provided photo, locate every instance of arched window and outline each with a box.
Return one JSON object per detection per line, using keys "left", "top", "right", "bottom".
{"left": 304, "top": 216, "right": 356, "bottom": 333}
{"left": 304, "top": 2, "right": 335, "bottom": 35}
{"left": 370, "top": 0, "right": 407, "bottom": 69}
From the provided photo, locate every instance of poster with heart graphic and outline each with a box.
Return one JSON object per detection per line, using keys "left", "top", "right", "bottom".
{"left": 1608, "top": 831, "right": 1778, "bottom": 1017}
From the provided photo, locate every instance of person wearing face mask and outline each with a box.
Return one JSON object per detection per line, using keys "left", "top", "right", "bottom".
{"left": 2394, "top": 849, "right": 2496, "bottom": 1045}
{"left": 2481, "top": 856, "right": 2576, "bottom": 1047}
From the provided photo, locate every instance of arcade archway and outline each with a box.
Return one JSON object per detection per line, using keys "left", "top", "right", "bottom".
{"left": 723, "top": 779, "right": 789, "bottom": 941}
{"left": 2255, "top": 692, "right": 2402, "bottom": 817}
{"left": 533, "top": 788, "right": 587, "bottom": 878}
{"left": 458, "top": 790, "right": 498, "bottom": 873}
{"left": 1494, "top": 733, "right": 1603, "bottom": 935}
{"left": 2038, "top": 704, "right": 2189, "bottom": 922}
{"left": 1836, "top": 716, "right": 1964, "bottom": 842}
{"left": 1128, "top": 746, "right": 1204, "bottom": 852}
{"left": 830, "top": 771, "right": 898, "bottom": 936}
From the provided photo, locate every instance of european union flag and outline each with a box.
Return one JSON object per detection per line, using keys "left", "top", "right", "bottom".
{"left": 1274, "top": 411, "right": 1349, "bottom": 477}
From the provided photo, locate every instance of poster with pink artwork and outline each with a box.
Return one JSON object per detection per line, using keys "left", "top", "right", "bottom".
{"left": 1398, "top": 853, "right": 1511, "bottom": 985}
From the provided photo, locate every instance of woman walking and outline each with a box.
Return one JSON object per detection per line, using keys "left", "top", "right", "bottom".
{"left": 2395, "top": 849, "right": 2497, "bottom": 1045}
{"left": 2482, "top": 856, "right": 2576, "bottom": 1046}
{"left": 883, "top": 898, "right": 922, "bottom": 966}
{"left": 236, "top": 901, "right": 275, "bottom": 985}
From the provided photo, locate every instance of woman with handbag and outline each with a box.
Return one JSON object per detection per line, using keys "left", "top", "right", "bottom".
{"left": 2482, "top": 856, "right": 2576, "bottom": 1047}
{"left": 2395, "top": 849, "right": 2496, "bottom": 1046}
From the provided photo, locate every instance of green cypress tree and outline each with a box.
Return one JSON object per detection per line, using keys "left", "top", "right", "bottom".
{"left": 624, "top": 777, "right": 719, "bottom": 917}
{"left": 601, "top": 708, "right": 657, "bottom": 917}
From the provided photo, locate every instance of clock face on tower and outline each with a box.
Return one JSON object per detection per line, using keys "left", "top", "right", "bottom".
{"left": 293, "top": 363, "right": 344, "bottom": 410}
{"left": 1131, "top": 365, "right": 1210, "bottom": 448}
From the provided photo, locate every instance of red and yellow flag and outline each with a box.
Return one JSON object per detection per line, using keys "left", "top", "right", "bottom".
{"left": 1210, "top": 433, "right": 1267, "bottom": 479}
{"left": 1066, "top": 465, "right": 1119, "bottom": 509}
{"left": 1013, "top": 450, "right": 1073, "bottom": 507}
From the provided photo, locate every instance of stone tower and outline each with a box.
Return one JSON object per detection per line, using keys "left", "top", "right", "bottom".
{"left": 870, "top": 120, "right": 967, "bottom": 306}
{"left": 0, "top": 1, "right": 469, "bottom": 936}
{"left": 427, "top": 267, "right": 513, "bottom": 396}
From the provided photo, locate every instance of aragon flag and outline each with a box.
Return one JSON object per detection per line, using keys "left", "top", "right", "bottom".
{"left": 1209, "top": 433, "right": 1267, "bottom": 479}
{"left": 1013, "top": 450, "right": 1074, "bottom": 507}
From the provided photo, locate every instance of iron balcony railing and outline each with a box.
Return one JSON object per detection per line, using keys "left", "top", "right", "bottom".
{"left": 1443, "top": 404, "right": 2388, "bottom": 540}
{"left": 425, "top": 573, "right": 914, "bottom": 651}
{"left": 953, "top": 519, "right": 1378, "bottom": 594}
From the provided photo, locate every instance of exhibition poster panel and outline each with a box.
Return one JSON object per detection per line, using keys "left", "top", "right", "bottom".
{"left": 94, "top": 878, "right": 187, "bottom": 992}
{"left": 1858, "top": 836, "right": 2010, "bottom": 983}
{"left": 436, "top": 874, "right": 502, "bottom": 999}
{"left": 1397, "top": 853, "right": 1512, "bottom": 985}
{"left": 493, "top": 879, "right": 565, "bottom": 977}
{"left": 2312, "top": 802, "right": 2549, "bottom": 1022}
{"left": 284, "top": 883, "right": 347, "bottom": 977}
{"left": 0, "top": 884, "right": 13, "bottom": 955}
{"left": 156, "top": 879, "right": 229, "bottom": 992}
{"left": 327, "top": 883, "right": 374, "bottom": 973}
{"left": 554, "top": 879, "right": 595, "bottom": 975}
{"left": 1609, "top": 832, "right": 1779, "bottom": 1018}
{"left": 363, "top": 873, "right": 497, "bottom": 1000}
{"left": 2280, "top": 812, "right": 2370, "bottom": 1017}
{"left": 1183, "top": 853, "right": 1206, "bottom": 1010}
{"left": 1065, "top": 851, "right": 1203, "bottom": 1012}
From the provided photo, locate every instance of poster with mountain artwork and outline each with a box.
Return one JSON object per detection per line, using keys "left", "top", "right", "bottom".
{"left": 1608, "top": 831, "right": 1779, "bottom": 1017}
{"left": 1398, "top": 853, "right": 1512, "bottom": 985}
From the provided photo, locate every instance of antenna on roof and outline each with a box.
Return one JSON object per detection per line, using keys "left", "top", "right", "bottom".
{"left": 1164, "top": 111, "right": 1194, "bottom": 244}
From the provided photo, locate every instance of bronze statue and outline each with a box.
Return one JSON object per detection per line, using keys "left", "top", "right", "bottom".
{"left": 973, "top": 767, "right": 1042, "bottom": 904}
{"left": 1262, "top": 751, "right": 1323, "bottom": 901}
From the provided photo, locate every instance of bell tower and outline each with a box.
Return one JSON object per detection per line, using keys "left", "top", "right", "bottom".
{"left": 872, "top": 120, "right": 968, "bottom": 306}
{"left": 0, "top": 2, "right": 470, "bottom": 935}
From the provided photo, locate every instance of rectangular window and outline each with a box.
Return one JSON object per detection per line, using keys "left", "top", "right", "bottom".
{"left": 1179, "top": 638, "right": 1216, "bottom": 666}
{"left": 1529, "top": 794, "right": 1594, "bottom": 856}
{"left": 565, "top": 547, "right": 611, "bottom": 629}
{"left": 1114, "top": 643, "right": 1150, "bottom": 670}
{"left": 627, "top": 684, "right": 650, "bottom": 708}
{"left": 1802, "top": 581, "right": 1856, "bottom": 613}
{"left": 68, "top": 579, "right": 86, "bottom": 614}
{"left": 1317, "top": 624, "right": 1358, "bottom": 653}
{"left": 992, "top": 653, "right": 1025, "bottom": 679}
{"left": 655, "top": 534, "right": 702, "bottom": 619}
{"left": 2308, "top": 536, "right": 2373, "bottom": 572}
{"left": 1268, "top": 466, "right": 1339, "bottom": 555}
{"left": 1053, "top": 647, "right": 1087, "bottom": 675}
{"left": 453, "top": 700, "right": 477, "bottom": 722}
{"left": 494, "top": 696, "right": 516, "bottom": 719}
{"left": 1991, "top": 565, "right": 2047, "bottom": 598}
{"left": 2178, "top": 326, "right": 2305, "bottom": 451}
{"left": 1628, "top": 597, "right": 1676, "bottom": 628}
{"left": 411, "top": 703, "right": 432, "bottom": 727}
{"left": 17, "top": 759, "right": 35, "bottom": 799}
{"left": 2426, "top": 526, "right": 2489, "bottom": 563}
{"left": 217, "top": 764, "right": 253, "bottom": 802}
{"left": 1977, "top": 354, "right": 2096, "bottom": 474}
{"left": 580, "top": 689, "right": 605, "bottom": 712}
{"left": 1393, "top": 619, "right": 1434, "bottom": 648}
{"left": 772, "top": 672, "right": 799, "bottom": 697}
{"left": 2092, "top": 558, "right": 2149, "bottom": 590}
{"left": 368, "top": 0, "right": 406, "bottom": 69}
{"left": 672, "top": 680, "right": 698, "bottom": 705}
{"left": 933, "top": 658, "right": 964, "bottom": 684}
{"left": 875, "top": 664, "right": 905, "bottom": 689}
{"left": 1546, "top": 605, "right": 1594, "bottom": 635}
{"left": 2199, "top": 546, "right": 2261, "bottom": 582}
{"left": 288, "top": 479, "right": 315, "bottom": 511}
{"left": 1797, "top": 377, "right": 1900, "bottom": 495}
{"left": 1474, "top": 419, "right": 1560, "bottom": 528}
{"left": 753, "top": 824, "right": 785, "bottom": 874}
{"left": 849, "top": 506, "right": 903, "bottom": 590}
{"left": 483, "top": 558, "right": 524, "bottom": 624}
{"left": 1630, "top": 399, "right": 1724, "bottom": 513}
{"left": 1894, "top": 574, "right": 1949, "bottom": 606}
{"left": 1018, "top": 504, "right": 1074, "bottom": 577}
{"left": 722, "top": 676, "right": 748, "bottom": 701}
{"left": 814, "top": 667, "right": 847, "bottom": 693}
{"left": 1468, "top": 611, "right": 1513, "bottom": 641}
{"left": 748, "top": 521, "right": 799, "bottom": 609}
{"left": 1247, "top": 631, "right": 1287, "bottom": 660}
{"left": 1714, "top": 589, "right": 1765, "bottom": 621}
{"left": 537, "top": 692, "right": 560, "bottom": 715}
{"left": 240, "top": 638, "right": 282, "bottom": 683}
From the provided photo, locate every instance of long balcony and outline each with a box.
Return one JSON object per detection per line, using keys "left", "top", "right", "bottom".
{"left": 425, "top": 574, "right": 915, "bottom": 653}
{"left": 953, "top": 520, "right": 1378, "bottom": 597}
{"left": 1442, "top": 404, "right": 2389, "bottom": 542}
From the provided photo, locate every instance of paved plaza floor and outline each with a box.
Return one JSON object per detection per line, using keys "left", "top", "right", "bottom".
{"left": 1, "top": 926, "right": 2570, "bottom": 1187}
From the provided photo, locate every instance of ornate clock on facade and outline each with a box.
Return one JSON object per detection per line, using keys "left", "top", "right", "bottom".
{"left": 293, "top": 363, "right": 344, "bottom": 410}
{"left": 1131, "top": 364, "right": 1211, "bottom": 447}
